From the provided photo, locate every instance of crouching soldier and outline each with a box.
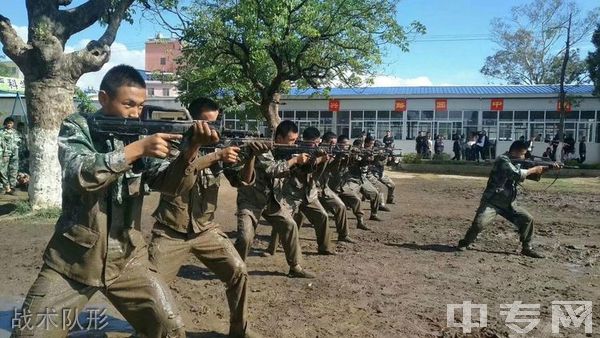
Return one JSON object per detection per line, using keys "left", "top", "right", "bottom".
{"left": 457, "top": 140, "right": 560, "bottom": 258}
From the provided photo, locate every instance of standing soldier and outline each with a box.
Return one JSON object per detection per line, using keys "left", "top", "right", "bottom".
{"left": 12, "top": 65, "right": 212, "bottom": 338}
{"left": 268, "top": 121, "right": 336, "bottom": 255}
{"left": 148, "top": 98, "right": 266, "bottom": 338}
{"left": 0, "top": 117, "right": 21, "bottom": 194}
{"left": 308, "top": 129, "right": 355, "bottom": 243}
{"left": 457, "top": 140, "right": 560, "bottom": 258}
{"left": 328, "top": 135, "right": 372, "bottom": 229}
{"left": 364, "top": 136, "right": 395, "bottom": 206}
{"left": 232, "top": 140, "right": 316, "bottom": 278}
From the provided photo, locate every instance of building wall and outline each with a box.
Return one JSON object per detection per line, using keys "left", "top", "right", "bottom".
{"left": 146, "top": 81, "right": 179, "bottom": 98}
{"left": 145, "top": 38, "right": 182, "bottom": 73}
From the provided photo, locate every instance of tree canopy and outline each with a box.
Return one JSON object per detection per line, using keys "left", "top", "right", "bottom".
{"left": 588, "top": 24, "right": 600, "bottom": 95}
{"left": 148, "top": 0, "right": 424, "bottom": 129}
{"left": 481, "top": 0, "right": 599, "bottom": 85}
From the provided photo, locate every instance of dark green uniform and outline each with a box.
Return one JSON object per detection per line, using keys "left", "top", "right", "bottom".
{"left": 13, "top": 112, "right": 193, "bottom": 338}
{"left": 459, "top": 154, "right": 537, "bottom": 249}
{"left": 0, "top": 127, "right": 21, "bottom": 191}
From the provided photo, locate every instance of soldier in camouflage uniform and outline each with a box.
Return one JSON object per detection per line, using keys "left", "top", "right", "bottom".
{"left": 12, "top": 65, "right": 217, "bottom": 338}
{"left": 148, "top": 98, "right": 266, "bottom": 338}
{"left": 0, "top": 117, "right": 21, "bottom": 194}
{"left": 267, "top": 121, "right": 336, "bottom": 256}
{"left": 311, "top": 130, "right": 356, "bottom": 242}
{"left": 457, "top": 140, "right": 560, "bottom": 258}
{"left": 328, "top": 135, "right": 372, "bottom": 228}
{"left": 364, "top": 136, "right": 395, "bottom": 206}
{"left": 232, "top": 145, "right": 316, "bottom": 278}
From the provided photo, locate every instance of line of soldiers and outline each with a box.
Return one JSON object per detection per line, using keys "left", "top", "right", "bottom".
{"left": 11, "top": 65, "right": 397, "bottom": 338}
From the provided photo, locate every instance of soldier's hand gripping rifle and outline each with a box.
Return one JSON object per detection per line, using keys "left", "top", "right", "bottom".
{"left": 511, "top": 155, "right": 564, "bottom": 189}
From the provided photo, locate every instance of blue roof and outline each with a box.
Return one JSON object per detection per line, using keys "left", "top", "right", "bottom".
{"left": 288, "top": 85, "right": 595, "bottom": 97}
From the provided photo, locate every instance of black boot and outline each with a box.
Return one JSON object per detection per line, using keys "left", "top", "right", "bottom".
{"left": 457, "top": 239, "right": 471, "bottom": 251}
{"left": 357, "top": 217, "right": 370, "bottom": 230}
{"left": 521, "top": 245, "right": 545, "bottom": 259}
{"left": 369, "top": 214, "right": 382, "bottom": 221}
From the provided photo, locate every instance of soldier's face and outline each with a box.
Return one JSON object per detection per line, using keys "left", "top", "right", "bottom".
{"left": 510, "top": 149, "right": 527, "bottom": 159}
{"left": 275, "top": 131, "right": 298, "bottom": 145}
{"left": 195, "top": 109, "right": 219, "bottom": 122}
{"left": 98, "top": 86, "right": 146, "bottom": 118}
{"left": 4, "top": 121, "right": 14, "bottom": 129}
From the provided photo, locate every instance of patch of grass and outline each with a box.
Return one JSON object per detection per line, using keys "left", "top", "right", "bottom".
{"left": 13, "top": 200, "right": 32, "bottom": 215}
{"left": 522, "top": 176, "right": 600, "bottom": 194}
{"left": 8, "top": 201, "right": 61, "bottom": 220}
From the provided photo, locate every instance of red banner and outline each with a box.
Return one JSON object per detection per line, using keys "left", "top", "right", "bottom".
{"left": 329, "top": 99, "right": 340, "bottom": 112}
{"left": 435, "top": 99, "right": 447, "bottom": 112}
{"left": 556, "top": 100, "right": 572, "bottom": 112}
{"left": 394, "top": 99, "right": 407, "bottom": 112}
{"left": 490, "top": 98, "right": 504, "bottom": 111}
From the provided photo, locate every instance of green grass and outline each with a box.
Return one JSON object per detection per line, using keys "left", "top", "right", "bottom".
{"left": 8, "top": 201, "right": 61, "bottom": 221}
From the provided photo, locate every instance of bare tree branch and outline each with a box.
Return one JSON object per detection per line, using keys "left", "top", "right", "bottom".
{"left": 63, "top": 40, "right": 111, "bottom": 79}
{"left": 98, "top": 0, "right": 135, "bottom": 46}
{"left": 0, "top": 15, "right": 31, "bottom": 66}
{"left": 59, "top": 0, "right": 108, "bottom": 39}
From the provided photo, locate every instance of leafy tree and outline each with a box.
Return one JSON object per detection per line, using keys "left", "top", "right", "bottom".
{"left": 481, "top": 0, "right": 599, "bottom": 85}
{"left": 147, "top": 0, "right": 424, "bottom": 130}
{"left": 0, "top": 57, "right": 14, "bottom": 77}
{"left": 0, "top": 0, "right": 137, "bottom": 208}
{"left": 588, "top": 24, "right": 600, "bottom": 95}
{"left": 75, "top": 87, "right": 97, "bottom": 114}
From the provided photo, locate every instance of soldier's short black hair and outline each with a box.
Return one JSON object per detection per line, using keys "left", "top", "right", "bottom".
{"left": 337, "top": 135, "right": 349, "bottom": 143}
{"left": 188, "top": 97, "right": 220, "bottom": 117}
{"left": 364, "top": 135, "right": 375, "bottom": 144}
{"left": 99, "top": 65, "right": 146, "bottom": 98}
{"left": 275, "top": 120, "right": 298, "bottom": 139}
{"left": 322, "top": 131, "right": 337, "bottom": 143}
{"left": 3, "top": 117, "right": 15, "bottom": 125}
{"left": 302, "top": 126, "right": 321, "bottom": 141}
{"left": 353, "top": 139, "right": 363, "bottom": 147}
{"left": 509, "top": 140, "right": 529, "bottom": 153}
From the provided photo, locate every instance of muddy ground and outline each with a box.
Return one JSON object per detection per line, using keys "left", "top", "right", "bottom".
{"left": 0, "top": 172, "right": 598, "bottom": 338}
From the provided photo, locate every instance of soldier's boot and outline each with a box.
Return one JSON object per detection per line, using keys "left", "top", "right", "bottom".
{"left": 338, "top": 236, "right": 356, "bottom": 243}
{"left": 379, "top": 204, "right": 391, "bottom": 212}
{"left": 386, "top": 197, "right": 395, "bottom": 205}
{"left": 457, "top": 239, "right": 471, "bottom": 251}
{"left": 369, "top": 213, "right": 382, "bottom": 221}
{"left": 357, "top": 217, "right": 371, "bottom": 230}
{"left": 521, "top": 245, "right": 545, "bottom": 259}
{"left": 288, "top": 265, "right": 316, "bottom": 278}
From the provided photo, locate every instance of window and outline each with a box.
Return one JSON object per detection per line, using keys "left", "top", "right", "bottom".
{"left": 376, "top": 121, "right": 390, "bottom": 139}
{"left": 351, "top": 111, "right": 363, "bottom": 119}
{"left": 162, "top": 88, "right": 169, "bottom": 96}
{"left": 378, "top": 111, "right": 390, "bottom": 120}
{"left": 449, "top": 111, "right": 462, "bottom": 120}
{"left": 390, "top": 111, "right": 403, "bottom": 121}
{"left": 337, "top": 111, "right": 350, "bottom": 138}
{"left": 499, "top": 111, "right": 513, "bottom": 121}
{"left": 320, "top": 111, "right": 333, "bottom": 132}
{"left": 435, "top": 110, "right": 448, "bottom": 120}
{"left": 148, "top": 88, "right": 155, "bottom": 96}
{"left": 295, "top": 111, "right": 307, "bottom": 119}
{"left": 364, "top": 110, "right": 376, "bottom": 119}
{"left": 530, "top": 111, "right": 544, "bottom": 121}
{"left": 283, "top": 111, "right": 294, "bottom": 119}
{"left": 407, "top": 110, "right": 419, "bottom": 120}
{"left": 421, "top": 110, "right": 434, "bottom": 120}
{"left": 581, "top": 111, "right": 595, "bottom": 121}
{"left": 160, "top": 57, "right": 166, "bottom": 65}
{"left": 390, "top": 121, "right": 403, "bottom": 140}
{"left": 514, "top": 111, "right": 528, "bottom": 121}
{"left": 307, "top": 110, "right": 319, "bottom": 119}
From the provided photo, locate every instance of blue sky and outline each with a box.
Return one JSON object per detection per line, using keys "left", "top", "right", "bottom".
{"left": 1, "top": 0, "right": 598, "bottom": 89}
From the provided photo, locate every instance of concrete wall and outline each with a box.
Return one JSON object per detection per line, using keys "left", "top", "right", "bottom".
{"left": 145, "top": 39, "right": 182, "bottom": 73}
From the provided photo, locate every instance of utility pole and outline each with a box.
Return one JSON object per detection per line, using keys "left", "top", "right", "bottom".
{"left": 557, "top": 13, "right": 572, "bottom": 161}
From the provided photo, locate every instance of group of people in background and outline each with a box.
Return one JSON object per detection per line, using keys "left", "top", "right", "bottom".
{"left": 0, "top": 116, "right": 29, "bottom": 194}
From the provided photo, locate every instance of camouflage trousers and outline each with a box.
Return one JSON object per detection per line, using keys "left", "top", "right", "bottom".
{"left": 1, "top": 151, "right": 19, "bottom": 189}
{"left": 12, "top": 254, "right": 185, "bottom": 338}
{"left": 460, "top": 202, "right": 534, "bottom": 247}
{"left": 148, "top": 223, "right": 249, "bottom": 336}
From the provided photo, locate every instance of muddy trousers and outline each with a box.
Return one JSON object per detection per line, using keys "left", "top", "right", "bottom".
{"left": 270, "top": 199, "right": 333, "bottom": 253}
{"left": 378, "top": 175, "right": 395, "bottom": 203}
{"left": 316, "top": 189, "right": 349, "bottom": 239}
{"left": 337, "top": 190, "right": 365, "bottom": 219}
{"left": 461, "top": 202, "right": 534, "bottom": 247}
{"left": 235, "top": 208, "right": 302, "bottom": 268}
{"left": 360, "top": 179, "right": 381, "bottom": 214}
{"left": 12, "top": 259, "right": 185, "bottom": 338}
{"left": 0, "top": 152, "right": 18, "bottom": 189}
{"left": 148, "top": 225, "right": 248, "bottom": 336}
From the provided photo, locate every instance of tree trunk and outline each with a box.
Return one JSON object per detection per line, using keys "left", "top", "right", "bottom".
{"left": 25, "top": 78, "right": 76, "bottom": 209}
{"left": 260, "top": 92, "right": 281, "bottom": 133}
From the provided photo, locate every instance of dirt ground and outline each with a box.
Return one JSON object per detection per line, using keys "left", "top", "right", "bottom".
{"left": 0, "top": 172, "right": 598, "bottom": 338}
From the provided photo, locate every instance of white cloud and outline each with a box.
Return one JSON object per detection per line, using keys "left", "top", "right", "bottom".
{"left": 13, "top": 25, "right": 28, "bottom": 42}
{"left": 74, "top": 41, "right": 145, "bottom": 90}
{"left": 369, "top": 75, "right": 433, "bottom": 87}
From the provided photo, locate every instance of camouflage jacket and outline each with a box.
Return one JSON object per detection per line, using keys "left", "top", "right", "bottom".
{"left": 0, "top": 127, "right": 21, "bottom": 156}
{"left": 153, "top": 147, "right": 253, "bottom": 235}
{"left": 234, "top": 151, "right": 291, "bottom": 217}
{"left": 43, "top": 111, "right": 201, "bottom": 287}
{"left": 481, "top": 154, "right": 534, "bottom": 209}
